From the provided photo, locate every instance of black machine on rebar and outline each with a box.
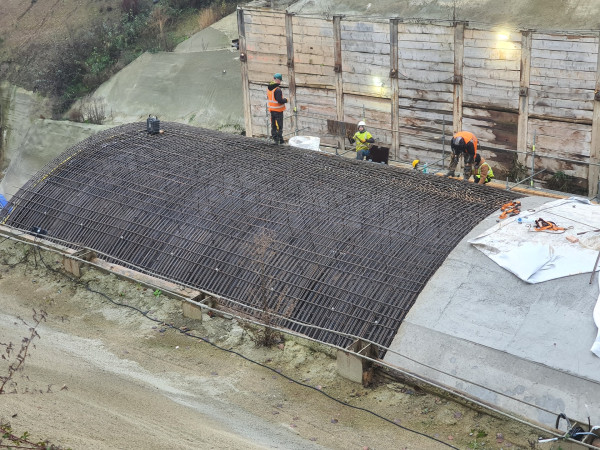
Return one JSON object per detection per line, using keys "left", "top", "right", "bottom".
{"left": 147, "top": 115, "right": 160, "bottom": 135}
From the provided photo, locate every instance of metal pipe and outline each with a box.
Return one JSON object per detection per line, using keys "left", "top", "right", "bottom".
{"left": 507, "top": 168, "right": 547, "bottom": 191}
{"left": 531, "top": 131, "right": 536, "bottom": 187}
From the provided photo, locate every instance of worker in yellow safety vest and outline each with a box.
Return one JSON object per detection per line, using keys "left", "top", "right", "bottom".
{"left": 267, "top": 73, "right": 288, "bottom": 144}
{"left": 472, "top": 154, "right": 494, "bottom": 185}
{"left": 348, "top": 121, "right": 375, "bottom": 160}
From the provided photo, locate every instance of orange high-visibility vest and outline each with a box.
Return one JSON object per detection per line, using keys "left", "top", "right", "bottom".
{"left": 454, "top": 131, "right": 478, "bottom": 155}
{"left": 267, "top": 87, "right": 286, "bottom": 112}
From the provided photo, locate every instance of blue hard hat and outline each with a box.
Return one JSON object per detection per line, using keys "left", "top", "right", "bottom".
{"left": 274, "top": 73, "right": 283, "bottom": 80}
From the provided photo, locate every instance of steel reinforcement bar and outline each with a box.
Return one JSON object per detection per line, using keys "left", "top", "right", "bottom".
{"left": 0, "top": 122, "right": 520, "bottom": 354}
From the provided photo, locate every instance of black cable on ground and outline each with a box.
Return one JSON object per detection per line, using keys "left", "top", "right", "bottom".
{"left": 27, "top": 245, "right": 458, "bottom": 450}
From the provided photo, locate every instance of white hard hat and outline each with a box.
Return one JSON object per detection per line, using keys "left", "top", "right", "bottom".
{"left": 358, "top": 121, "right": 366, "bottom": 127}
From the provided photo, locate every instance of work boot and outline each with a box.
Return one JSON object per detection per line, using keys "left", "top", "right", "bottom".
{"left": 445, "top": 170, "right": 455, "bottom": 177}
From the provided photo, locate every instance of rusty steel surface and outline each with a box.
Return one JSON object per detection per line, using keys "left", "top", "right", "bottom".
{"left": 0, "top": 122, "right": 520, "bottom": 354}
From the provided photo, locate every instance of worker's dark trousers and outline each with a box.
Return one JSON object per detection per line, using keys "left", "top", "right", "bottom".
{"left": 270, "top": 111, "right": 284, "bottom": 144}
{"left": 448, "top": 151, "right": 473, "bottom": 179}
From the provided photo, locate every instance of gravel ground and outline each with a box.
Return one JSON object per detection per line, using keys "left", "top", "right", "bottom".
{"left": 0, "top": 239, "right": 547, "bottom": 449}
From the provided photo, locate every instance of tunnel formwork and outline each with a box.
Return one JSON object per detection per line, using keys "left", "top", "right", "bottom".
{"left": 0, "top": 122, "right": 520, "bottom": 354}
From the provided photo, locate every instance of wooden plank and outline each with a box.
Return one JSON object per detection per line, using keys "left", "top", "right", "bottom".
{"left": 529, "top": 75, "right": 595, "bottom": 90}
{"left": 391, "top": 19, "right": 400, "bottom": 159}
{"left": 341, "top": 41, "right": 390, "bottom": 55}
{"left": 530, "top": 95, "right": 593, "bottom": 111}
{"left": 397, "top": 60, "right": 454, "bottom": 73}
{"left": 533, "top": 33, "right": 597, "bottom": 43}
{"left": 341, "top": 21, "right": 389, "bottom": 34}
{"left": 399, "top": 84, "right": 454, "bottom": 98}
{"left": 453, "top": 23, "right": 464, "bottom": 133}
{"left": 589, "top": 34, "right": 600, "bottom": 196}
{"left": 342, "top": 65, "right": 391, "bottom": 78}
{"left": 463, "top": 68, "right": 520, "bottom": 83}
{"left": 344, "top": 94, "right": 391, "bottom": 113}
{"left": 530, "top": 48, "right": 598, "bottom": 63}
{"left": 530, "top": 66, "right": 596, "bottom": 82}
{"left": 398, "top": 23, "right": 453, "bottom": 36}
{"left": 398, "top": 99, "right": 453, "bottom": 114}
{"left": 294, "top": 63, "right": 335, "bottom": 76}
{"left": 343, "top": 84, "right": 391, "bottom": 98}
{"left": 517, "top": 31, "right": 532, "bottom": 167}
{"left": 238, "top": 9, "right": 253, "bottom": 137}
{"left": 463, "top": 94, "right": 519, "bottom": 111}
{"left": 334, "top": 15, "right": 344, "bottom": 152}
{"left": 463, "top": 46, "right": 520, "bottom": 61}
{"left": 243, "top": 12, "right": 286, "bottom": 26}
{"left": 247, "top": 51, "right": 287, "bottom": 63}
{"left": 294, "top": 54, "right": 335, "bottom": 67}
{"left": 290, "top": 43, "right": 333, "bottom": 56}
{"left": 465, "top": 29, "right": 522, "bottom": 44}
{"left": 398, "top": 40, "right": 453, "bottom": 51}
{"left": 527, "top": 123, "right": 592, "bottom": 155}
{"left": 245, "top": 41, "right": 288, "bottom": 55}
{"left": 343, "top": 52, "right": 391, "bottom": 66}
{"left": 248, "top": 61, "right": 288, "bottom": 75}
{"left": 291, "top": 19, "right": 333, "bottom": 37}
{"left": 529, "top": 104, "right": 593, "bottom": 121}
{"left": 531, "top": 57, "right": 597, "bottom": 72}
{"left": 463, "top": 84, "right": 520, "bottom": 99}
{"left": 531, "top": 39, "right": 598, "bottom": 53}
{"left": 292, "top": 30, "right": 334, "bottom": 42}
{"left": 294, "top": 73, "right": 335, "bottom": 88}
{"left": 286, "top": 12, "right": 297, "bottom": 139}
{"left": 341, "top": 30, "right": 390, "bottom": 43}
{"left": 464, "top": 58, "right": 520, "bottom": 71}
{"left": 245, "top": 24, "right": 286, "bottom": 38}
{"left": 398, "top": 49, "right": 453, "bottom": 64}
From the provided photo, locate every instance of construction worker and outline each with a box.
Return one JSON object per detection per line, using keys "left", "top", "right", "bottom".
{"left": 267, "top": 73, "right": 288, "bottom": 144}
{"left": 472, "top": 154, "right": 494, "bottom": 185}
{"left": 348, "top": 121, "right": 375, "bottom": 160}
{"left": 447, "top": 130, "right": 477, "bottom": 180}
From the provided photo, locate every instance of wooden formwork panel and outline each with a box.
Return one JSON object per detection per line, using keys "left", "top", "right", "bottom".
{"left": 462, "top": 107, "right": 519, "bottom": 151}
{"left": 463, "top": 29, "right": 521, "bottom": 111}
{"left": 292, "top": 15, "right": 335, "bottom": 78}
{"left": 295, "top": 86, "right": 336, "bottom": 133}
{"left": 398, "top": 103, "right": 451, "bottom": 158}
{"left": 529, "top": 34, "right": 597, "bottom": 121}
{"left": 528, "top": 118, "right": 592, "bottom": 158}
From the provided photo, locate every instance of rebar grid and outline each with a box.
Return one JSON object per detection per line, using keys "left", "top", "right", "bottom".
{"left": 1, "top": 122, "right": 520, "bottom": 354}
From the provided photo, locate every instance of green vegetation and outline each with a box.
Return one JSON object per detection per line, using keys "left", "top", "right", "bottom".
{"left": 5, "top": 0, "right": 237, "bottom": 118}
{"left": 506, "top": 154, "right": 528, "bottom": 183}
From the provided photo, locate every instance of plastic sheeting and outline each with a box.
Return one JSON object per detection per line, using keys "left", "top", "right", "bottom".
{"left": 469, "top": 197, "right": 600, "bottom": 357}
{"left": 288, "top": 136, "right": 321, "bottom": 151}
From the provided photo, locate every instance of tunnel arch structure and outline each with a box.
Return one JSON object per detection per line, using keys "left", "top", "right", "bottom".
{"left": 1, "top": 123, "right": 519, "bottom": 353}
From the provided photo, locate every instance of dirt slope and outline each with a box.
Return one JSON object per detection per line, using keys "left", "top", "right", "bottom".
{"left": 0, "top": 240, "right": 547, "bottom": 449}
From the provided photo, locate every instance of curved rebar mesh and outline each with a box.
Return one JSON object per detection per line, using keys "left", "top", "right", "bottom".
{"left": 1, "top": 122, "right": 520, "bottom": 353}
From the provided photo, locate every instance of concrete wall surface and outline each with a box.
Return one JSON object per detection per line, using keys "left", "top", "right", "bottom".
{"left": 384, "top": 195, "right": 600, "bottom": 427}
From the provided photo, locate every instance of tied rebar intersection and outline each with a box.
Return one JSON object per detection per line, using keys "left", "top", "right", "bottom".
{"left": 1, "top": 122, "right": 520, "bottom": 354}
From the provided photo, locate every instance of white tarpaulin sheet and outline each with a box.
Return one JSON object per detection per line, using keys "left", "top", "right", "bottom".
{"left": 469, "top": 197, "right": 600, "bottom": 357}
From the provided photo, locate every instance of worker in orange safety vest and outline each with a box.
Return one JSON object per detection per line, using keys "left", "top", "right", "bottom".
{"left": 267, "top": 73, "right": 288, "bottom": 144}
{"left": 447, "top": 131, "right": 478, "bottom": 180}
